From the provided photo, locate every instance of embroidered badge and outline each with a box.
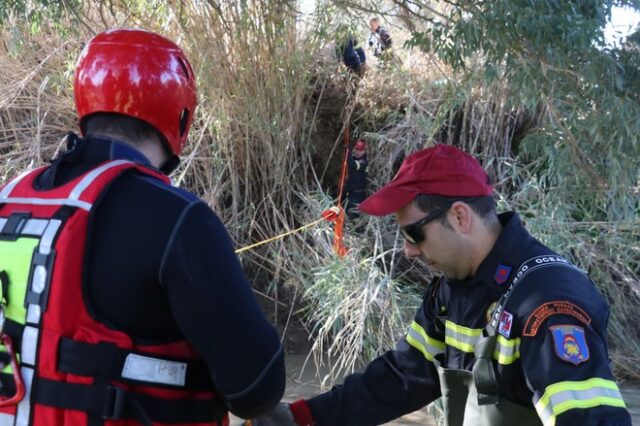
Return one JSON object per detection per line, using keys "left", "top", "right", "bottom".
{"left": 550, "top": 325, "right": 589, "bottom": 365}
{"left": 498, "top": 310, "right": 513, "bottom": 338}
{"left": 494, "top": 264, "right": 512, "bottom": 285}
{"left": 523, "top": 301, "right": 591, "bottom": 337}
{"left": 485, "top": 301, "right": 498, "bottom": 324}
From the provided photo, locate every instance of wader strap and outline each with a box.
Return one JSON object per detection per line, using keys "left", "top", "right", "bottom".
{"left": 472, "top": 335, "right": 499, "bottom": 405}
{"left": 34, "top": 378, "right": 225, "bottom": 424}
{"left": 486, "top": 256, "right": 584, "bottom": 336}
{"left": 479, "top": 255, "right": 584, "bottom": 405}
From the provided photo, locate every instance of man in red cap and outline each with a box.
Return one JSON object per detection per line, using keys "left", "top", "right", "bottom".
{"left": 249, "top": 144, "right": 630, "bottom": 425}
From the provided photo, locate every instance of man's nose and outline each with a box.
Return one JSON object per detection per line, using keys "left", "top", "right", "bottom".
{"left": 403, "top": 240, "right": 422, "bottom": 259}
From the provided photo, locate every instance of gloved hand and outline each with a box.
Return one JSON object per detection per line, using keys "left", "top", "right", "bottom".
{"left": 243, "top": 402, "right": 296, "bottom": 426}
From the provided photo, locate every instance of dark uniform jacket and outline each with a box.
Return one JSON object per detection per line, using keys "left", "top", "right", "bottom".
{"left": 339, "top": 37, "right": 366, "bottom": 72}
{"left": 34, "top": 134, "right": 286, "bottom": 419}
{"left": 306, "top": 212, "right": 631, "bottom": 425}
{"left": 345, "top": 153, "right": 368, "bottom": 205}
{"left": 374, "top": 26, "right": 392, "bottom": 52}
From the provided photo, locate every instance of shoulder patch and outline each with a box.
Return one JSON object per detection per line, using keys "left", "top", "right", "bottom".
{"left": 523, "top": 301, "right": 591, "bottom": 337}
{"left": 550, "top": 325, "right": 589, "bottom": 365}
{"left": 494, "top": 264, "right": 512, "bottom": 285}
{"left": 498, "top": 310, "right": 513, "bottom": 338}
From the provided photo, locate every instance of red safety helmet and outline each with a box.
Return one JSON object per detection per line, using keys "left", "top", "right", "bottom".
{"left": 74, "top": 29, "right": 197, "bottom": 156}
{"left": 354, "top": 140, "right": 367, "bottom": 151}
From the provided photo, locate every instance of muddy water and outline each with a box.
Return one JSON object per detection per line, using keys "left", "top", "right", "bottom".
{"left": 230, "top": 354, "right": 640, "bottom": 425}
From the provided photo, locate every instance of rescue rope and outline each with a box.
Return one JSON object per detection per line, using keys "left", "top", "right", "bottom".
{"left": 332, "top": 128, "right": 350, "bottom": 257}
{"left": 234, "top": 217, "right": 326, "bottom": 254}
{"left": 234, "top": 130, "right": 353, "bottom": 257}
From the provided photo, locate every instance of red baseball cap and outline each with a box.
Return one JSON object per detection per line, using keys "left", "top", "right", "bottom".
{"left": 359, "top": 144, "right": 493, "bottom": 216}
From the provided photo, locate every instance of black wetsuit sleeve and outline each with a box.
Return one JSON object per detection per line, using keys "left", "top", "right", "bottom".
{"left": 305, "top": 292, "right": 443, "bottom": 425}
{"left": 159, "top": 201, "right": 285, "bottom": 418}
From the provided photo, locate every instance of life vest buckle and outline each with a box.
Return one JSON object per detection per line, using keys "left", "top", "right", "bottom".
{"left": 102, "top": 385, "right": 126, "bottom": 420}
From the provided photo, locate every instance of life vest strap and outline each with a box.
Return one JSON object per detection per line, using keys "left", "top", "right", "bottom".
{"left": 34, "top": 378, "right": 226, "bottom": 424}
{"left": 57, "top": 337, "right": 214, "bottom": 391}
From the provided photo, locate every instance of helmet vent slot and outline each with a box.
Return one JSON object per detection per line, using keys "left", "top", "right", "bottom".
{"left": 179, "top": 108, "right": 190, "bottom": 137}
{"left": 177, "top": 56, "right": 190, "bottom": 79}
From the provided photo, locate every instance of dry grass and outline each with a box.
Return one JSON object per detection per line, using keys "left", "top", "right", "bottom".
{"left": 0, "top": 1, "right": 638, "bottom": 385}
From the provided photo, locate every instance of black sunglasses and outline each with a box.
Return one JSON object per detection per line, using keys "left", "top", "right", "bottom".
{"left": 400, "top": 202, "right": 455, "bottom": 244}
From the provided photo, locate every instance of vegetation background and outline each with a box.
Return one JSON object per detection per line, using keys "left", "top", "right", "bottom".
{"left": 1, "top": 0, "right": 638, "bottom": 392}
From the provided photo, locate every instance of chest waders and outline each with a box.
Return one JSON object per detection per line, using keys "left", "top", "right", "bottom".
{"left": 435, "top": 256, "right": 584, "bottom": 426}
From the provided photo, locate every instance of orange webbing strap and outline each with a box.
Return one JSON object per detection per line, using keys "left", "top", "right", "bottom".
{"left": 332, "top": 129, "right": 350, "bottom": 257}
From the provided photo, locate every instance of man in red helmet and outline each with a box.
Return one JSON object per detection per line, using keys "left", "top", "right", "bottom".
{"left": 0, "top": 29, "right": 284, "bottom": 425}
{"left": 249, "top": 145, "right": 630, "bottom": 425}
{"left": 344, "top": 140, "right": 369, "bottom": 218}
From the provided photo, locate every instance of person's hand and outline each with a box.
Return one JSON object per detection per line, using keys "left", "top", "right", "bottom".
{"left": 243, "top": 402, "right": 296, "bottom": 426}
{"left": 359, "top": 63, "right": 369, "bottom": 76}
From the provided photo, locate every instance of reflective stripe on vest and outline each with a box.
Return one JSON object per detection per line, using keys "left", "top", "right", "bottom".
{"left": 0, "top": 169, "right": 32, "bottom": 199}
{"left": 0, "top": 160, "right": 133, "bottom": 211}
{"left": 0, "top": 412, "right": 14, "bottom": 426}
{"left": 534, "top": 378, "right": 626, "bottom": 426}
{"left": 0, "top": 160, "right": 133, "bottom": 424}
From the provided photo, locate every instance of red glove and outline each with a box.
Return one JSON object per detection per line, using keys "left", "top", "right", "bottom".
{"left": 244, "top": 400, "right": 314, "bottom": 426}
{"left": 289, "top": 400, "right": 314, "bottom": 426}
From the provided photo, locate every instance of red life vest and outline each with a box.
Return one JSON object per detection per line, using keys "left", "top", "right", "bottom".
{"left": 0, "top": 160, "right": 227, "bottom": 425}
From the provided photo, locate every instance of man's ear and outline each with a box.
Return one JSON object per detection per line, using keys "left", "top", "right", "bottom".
{"left": 450, "top": 201, "right": 473, "bottom": 235}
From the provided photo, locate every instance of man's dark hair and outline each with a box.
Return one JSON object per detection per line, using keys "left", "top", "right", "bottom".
{"left": 82, "top": 113, "right": 167, "bottom": 150}
{"left": 414, "top": 194, "right": 497, "bottom": 227}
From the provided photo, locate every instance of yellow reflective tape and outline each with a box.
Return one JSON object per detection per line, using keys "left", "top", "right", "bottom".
{"left": 406, "top": 321, "right": 445, "bottom": 362}
{"left": 553, "top": 396, "right": 626, "bottom": 417}
{"left": 444, "top": 335, "right": 473, "bottom": 352}
{"left": 539, "top": 377, "right": 621, "bottom": 404}
{"left": 444, "top": 321, "right": 480, "bottom": 353}
{"left": 493, "top": 335, "right": 521, "bottom": 365}
{"left": 445, "top": 320, "right": 482, "bottom": 337}
{"left": 410, "top": 321, "right": 445, "bottom": 350}
{"left": 535, "top": 378, "right": 626, "bottom": 426}
{"left": 443, "top": 321, "right": 521, "bottom": 362}
{"left": 406, "top": 333, "right": 433, "bottom": 361}
{"left": 496, "top": 334, "right": 518, "bottom": 348}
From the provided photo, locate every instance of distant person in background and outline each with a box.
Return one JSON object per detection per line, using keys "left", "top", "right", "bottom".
{"left": 368, "top": 17, "right": 392, "bottom": 60}
{"left": 337, "top": 34, "right": 368, "bottom": 76}
{"left": 344, "top": 139, "right": 369, "bottom": 218}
